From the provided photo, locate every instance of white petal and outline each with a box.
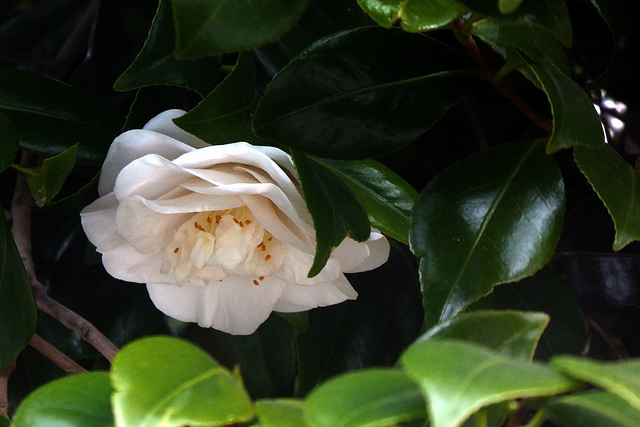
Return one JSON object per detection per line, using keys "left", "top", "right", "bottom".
{"left": 99, "top": 130, "right": 196, "bottom": 196}
{"left": 341, "top": 232, "right": 390, "bottom": 273}
{"left": 142, "top": 109, "right": 210, "bottom": 149}
{"left": 274, "top": 274, "right": 357, "bottom": 312}
{"left": 276, "top": 246, "right": 342, "bottom": 285}
{"left": 136, "top": 193, "right": 245, "bottom": 214}
{"left": 147, "top": 275, "right": 287, "bottom": 335}
{"left": 80, "top": 192, "right": 124, "bottom": 251}
{"left": 101, "top": 242, "right": 173, "bottom": 285}
{"left": 114, "top": 154, "right": 192, "bottom": 200}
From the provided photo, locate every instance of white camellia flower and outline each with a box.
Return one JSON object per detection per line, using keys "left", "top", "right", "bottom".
{"left": 80, "top": 110, "right": 390, "bottom": 335}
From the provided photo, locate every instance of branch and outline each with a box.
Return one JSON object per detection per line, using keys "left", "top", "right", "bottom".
{"left": 30, "top": 334, "right": 87, "bottom": 375}
{"left": 0, "top": 360, "right": 16, "bottom": 419}
{"left": 11, "top": 153, "right": 119, "bottom": 363}
{"left": 587, "top": 317, "right": 625, "bottom": 361}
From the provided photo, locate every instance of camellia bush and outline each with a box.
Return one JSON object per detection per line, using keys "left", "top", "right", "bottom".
{"left": 2, "top": 0, "right": 640, "bottom": 426}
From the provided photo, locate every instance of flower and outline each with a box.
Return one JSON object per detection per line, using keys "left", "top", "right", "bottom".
{"left": 80, "top": 110, "right": 389, "bottom": 335}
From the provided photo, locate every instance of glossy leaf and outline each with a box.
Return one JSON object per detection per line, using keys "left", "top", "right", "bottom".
{"left": 419, "top": 310, "right": 549, "bottom": 360}
{"left": 11, "top": 372, "right": 113, "bottom": 427}
{"left": 172, "top": 0, "right": 311, "bottom": 59}
{"left": 527, "top": 62, "right": 605, "bottom": 153}
{"left": 551, "top": 356, "right": 640, "bottom": 412}
{"left": 0, "top": 112, "right": 18, "bottom": 173}
{"left": 574, "top": 144, "right": 640, "bottom": 250}
{"left": 0, "top": 69, "right": 124, "bottom": 165}
{"left": 410, "top": 141, "right": 565, "bottom": 326}
{"left": 306, "top": 369, "right": 427, "bottom": 427}
{"left": 292, "top": 151, "right": 371, "bottom": 277}
{"left": 314, "top": 158, "right": 418, "bottom": 244}
{"left": 253, "top": 27, "right": 481, "bottom": 159}
{"left": 0, "top": 212, "right": 36, "bottom": 371}
{"left": 114, "top": 0, "right": 220, "bottom": 96}
{"left": 174, "top": 52, "right": 266, "bottom": 145}
{"left": 401, "top": 339, "right": 581, "bottom": 427}
{"left": 111, "top": 336, "right": 254, "bottom": 427}
{"left": 499, "top": 0, "right": 524, "bottom": 14}
{"left": 357, "top": 0, "right": 467, "bottom": 32}
{"left": 547, "top": 390, "right": 640, "bottom": 427}
{"left": 255, "top": 399, "right": 308, "bottom": 427}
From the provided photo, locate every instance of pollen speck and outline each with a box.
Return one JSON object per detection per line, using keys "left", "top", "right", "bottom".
{"left": 215, "top": 215, "right": 222, "bottom": 224}
{"left": 265, "top": 254, "right": 271, "bottom": 261}
{"left": 267, "top": 237, "right": 272, "bottom": 242}
{"left": 233, "top": 218, "right": 239, "bottom": 224}
{"left": 173, "top": 247, "right": 179, "bottom": 253}
{"left": 259, "top": 276, "right": 264, "bottom": 281}
{"left": 253, "top": 280, "right": 260, "bottom": 286}
{"left": 239, "top": 221, "right": 244, "bottom": 227}
{"left": 207, "top": 217, "right": 212, "bottom": 224}
{"left": 245, "top": 220, "right": 252, "bottom": 224}
{"left": 261, "top": 244, "right": 266, "bottom": 251}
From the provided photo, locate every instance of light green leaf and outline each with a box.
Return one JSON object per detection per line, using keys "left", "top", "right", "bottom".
{"left": 292, "top": 152, "right": 371, "bottom": 277}
{"left": 114, "top": 0, "right": 220, "bottom": 97}
{"left": 547, "top": 390, "right": 640, "bottom": 427}
{"left": 174, "top": 52, "right": 266, "bottom": 145}
{"left": 255, "top": 399, "right": 308, "bottom": 427}
{"left": 498, "top": 0, "right": 524, "bottom": 14}
{"left": 410, "top": 141, "right": 565, "bottom": 326}
{"left": 306, "top": 369, "right": 427, "bottom": 427}
{"left": 419, "top": 310, "right": 549, "bottom": 360}
{"left": 574, "top": 144, "right": 640, "bottom": 250}
{"left": 0, "top": 112, "right": 18, "bottom": 173}
{"left": 12, "top": 372, "right": 113, "bottom": 427}
{"left": 172, "top": 0, "right": 311, "bottom": 59}
{"left": 314, "top": 158, "right": 418, "bottom": 244}
{"left": 527, "top": 61, "right": 604, "bottom": 153}
{"left": 111, "top": 336, "right": 254, "bottom": 427}
{"left": 357, "top": 0, "right": 467, "bottom": 31}
{"left": 551, "top": 356, "right": 640, "bottom": 412}
{"left": 0, "top": 211, "right": 36, "bottom": 371}
{"left": 401, "top": 339, "right": 581, "bottom": 427}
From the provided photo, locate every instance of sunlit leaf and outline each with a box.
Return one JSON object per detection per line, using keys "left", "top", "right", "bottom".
{"left": 547, "top": 390, "right": 640, "bottom": 427}
{"left": 306, "top": 369, "right": 427, "bottom": 427}
{"left": 253, "top": 27, "right": 481, "bottom": 159}
{"left": 401, "top": 339, "right": 581, "bottom": 427}
{"left": 0, "top": 212, "right": 36, "bottom": 371}
{"left": 357, "top": 0, "right": 467, "bottom": 32}
{"left": 256, "top": 399, "right": 308, "bottom": 427}
{"left": 172, "top": 0, "right": 311, "bottom": 59}
{"left": 114, "top": 0, "right": 220, "bottom": 96}
{"left": 111, "top": 336, "right": 254, "bottom": 427}
{"left": 11, "top": 372, "right": 113, "bottom": 427}
{"left": 574, "top": 144, "right": 640, "bottom": 250}
{"left": 410, "top": 141, "right": 565, "bottom": 326}
{"left": 419, "top": 310, "right": 549, "bottom": 360}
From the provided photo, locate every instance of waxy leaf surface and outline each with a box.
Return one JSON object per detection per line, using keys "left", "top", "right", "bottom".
{"left": 111, "top": 336, "right": 253, "bottom": 427}
{"left": 574, "top": 144, "right": 640, "bottom": 250}
{"left": 306, "top": 369, "right": 426, "bottom": 427}
{"left": 254, "top": 27, "right": 481, "bottom": 159}
{"left": 401, "top": 339, "right": 581, "bottom": 427}
{"left": 256, "top": 399, "right": 308, "bottom": 427}
{"left": 547, "top": 390, "right": 640, "bottom": 427}
{"left": 410, "top": 141, "right": 565, "bottom": 326}
{"left": 357, "top": 0, "right": 467, "bottom": 31}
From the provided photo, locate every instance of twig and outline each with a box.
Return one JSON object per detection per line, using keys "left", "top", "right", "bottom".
{"left": 11, "top": 153, "right": 119, "bottom": 363}
{"left": 452, "top": 19, "right": 553, "bottom": 134}
{"left": 0, "top": 360, "right": 16, "bottom": 419}
{"left": 30, "top": 334, "right": 87, "bottom": 375}
{"left": 587, "top": 317, "right": 626, "bottom": 361}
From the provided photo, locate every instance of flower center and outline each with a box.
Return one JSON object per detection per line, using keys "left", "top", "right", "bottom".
{"left": 161, "top": 206, "right": 284, "bottom": 286}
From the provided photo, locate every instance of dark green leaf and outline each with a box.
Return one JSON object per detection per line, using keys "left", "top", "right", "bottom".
{"left": 0, "top": 112, "right": 18, "bottom": 173}
{"left": 0, "top": 69, "right": 124, "bottom": 165}
{"left": 551, "top": 357, "right": 640, "bottom": 412}
{"left": 37, "top": 173, "right": 99, "bottom": 215}
{"left": 547, "top": 390, "right": 640, "bottom": 427}
{"left": 401, "top": 339, "right": 581, "bottom": 427}
{"left": 574, "top": 144, "right": 640, "bottom": 251}
{"left": 0, "top": 212, "right": 36, "bottom": 371}
{"left": 256, "top": 399, "right": 308, "bottom": 427}
{"left": 498, "top": 0, "right": 525, "bottom": 14}
{"left": 0, "top": 416, "right": 8, "bottom": 427}
{"left": 174, "top": 52, "right": 266, "bottom": 145}
{"left": 292, "top": 151, "right": 370, "bottom": 277}
{"left": 172, "top": 0, "right": 311, "bottom": 59}
{"left": 306, "top": 369, "right": 427, "bottom": 427}
{"left": 313, "top": 158, "right": 418, "bottom": 244}
{"left": 111, "top": 336, "right": 254, "bottom": 426}
{"left": 410, "top": 141, "right": 565, "bottom": 326}
{"left": 121, "top": 85, "right": 199, "bottom": 132}
{"left": 526, "top": 62, "right": 604, "bottom": 153}
{"left": 357, "top": 0, "right": 467, "bottom": 31}
{"left": 114, "top": 0, "right": 220, "bottom": 96}
{"left": 419, "top": 310, "right": 549, "bottom": 360}
{"left": 253, "top": 27, "right": 481, "bottom": 159}
{"left": 11, "top": 372, "right": 113, "bottom": 427}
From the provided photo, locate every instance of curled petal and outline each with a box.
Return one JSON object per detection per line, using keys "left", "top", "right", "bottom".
{"left": 274, "top": 275, "right": 357, "bottom": 312}
{"left": 80, "top": 193, "right": 124, "bottom": 251}
{"left": 101, "top": 243, "right": 173, "bottom": 285}
{"left": 142, "top": 109, "right": 210, "bottom": 149}
{"left": 114, "top": 154, "right": 193, "bottom": 200}
{"left": 333, "top": 231, "right": 390, "bottom": 273}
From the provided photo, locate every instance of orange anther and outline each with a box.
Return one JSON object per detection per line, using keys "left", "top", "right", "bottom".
{"left": 259, "top": 276, "right": 264, "bottom": 281}
{"left": 173, "top": 247, "right": 179, "bottom": 253}
{"left": 233, "top": 218, "right": 239, "bottom": 224}
{"left": 245, "top": 220, "right": 252, "bottom": 224}
{"left": 215, "top": 215, "right": 222, "bottom": 224}
{"left": 253, "top": 280, "right": 260, "bottom": 286}
{"left": 207, "top": 217, "right": 212, "bottom": 224}
{"left": 265, "top": 254, "right": 271, "bottom": 261}
{"left": 267, "top": 237, "right": 272, "bottom": 242}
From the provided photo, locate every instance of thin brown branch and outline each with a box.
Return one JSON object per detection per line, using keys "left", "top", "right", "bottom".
{"left": 0, "top": 359, "right": 16, "bottom": 419}
{"left": 452, "top": 18, "right": 553, "bottom": 134}
{"left": 587, "top": 317, "right": 626, "bottom": 361}
{"left": 29, "top": 334, "right": 87, "bottom": 375}
{"left": 11, "top": 153, "right": 119, "bottom": 363}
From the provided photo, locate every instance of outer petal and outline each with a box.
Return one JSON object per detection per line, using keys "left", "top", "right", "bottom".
{"left": 99, "top": 130, "right": 197, "bottom": 196}
{"left": 147, "top": 275, "right": 287, "bottom": 335}
{"left": 80, "top": 193, "right": 124, "bottom": 251}
{"left": 142, "top": 109, "right": 210, "bottom": 149}
{"left": 333, "top": 231, "right": 390, "bottom": 273}
{"left": 114, "top": 154, "right": 193, "bottom": 200}
{"left": 101, "top": 242, "right": 174, "bottom": 285}
{"left": 274, "top": 275, "right": 357, "bottom": 312}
